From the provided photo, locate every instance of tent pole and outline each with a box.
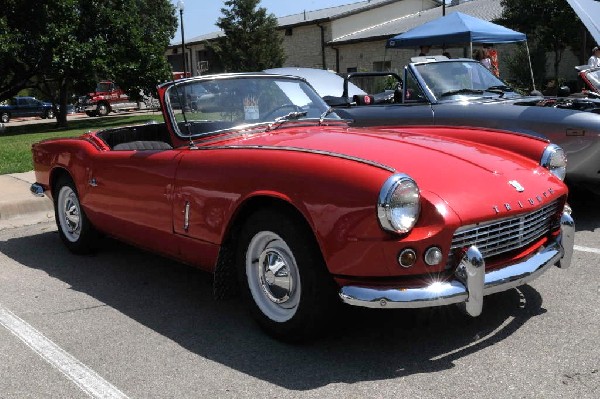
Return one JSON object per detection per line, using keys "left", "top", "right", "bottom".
{"left": 525, "top": 41, "right": 536, "bottom": 91}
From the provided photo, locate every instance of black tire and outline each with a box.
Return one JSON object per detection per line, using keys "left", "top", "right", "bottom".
{"left": 53, "top": 175, "right": 99, "bottom": 254}
{"left": 236, "top": 208, "right": 336, "bottom": 342}
{"left": 1, "top": 112, "right": 9, "bottom": 123}
{"left": 45, "top": 109, "right": 54, "bottom": 119}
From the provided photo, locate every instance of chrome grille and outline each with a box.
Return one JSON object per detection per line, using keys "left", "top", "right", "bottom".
{"left": 449, "top": 201, "right": 560, "bottom": 263}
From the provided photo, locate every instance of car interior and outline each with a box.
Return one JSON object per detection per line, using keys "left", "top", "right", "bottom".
{"left": 96, "top": 122, "right": 173, "bottom": 151}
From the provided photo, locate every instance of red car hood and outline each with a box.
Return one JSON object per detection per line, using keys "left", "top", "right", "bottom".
{"left": 222, "top": 125, "right": 564, "bottom": 223}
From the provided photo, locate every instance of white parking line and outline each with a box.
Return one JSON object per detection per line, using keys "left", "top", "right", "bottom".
{"left": 574, "top": 245, "right": 600, "bottom": 254}
{"left": 0, "top": 304, "right": 129, "bottom": 399}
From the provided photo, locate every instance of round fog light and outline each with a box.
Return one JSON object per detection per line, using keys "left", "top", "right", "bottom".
{"left": 398, "top": 249, "right": 417, "bottom": 268}
{"left": 424, "top": 247, "right": 443, "bottom": 266}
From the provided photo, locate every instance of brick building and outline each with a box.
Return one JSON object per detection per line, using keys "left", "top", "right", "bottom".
{"left": 166, "top": 0, "right": 439, "bottom": 75}
{"left": 165, "top": 0, "right": 581, "bottom": 82}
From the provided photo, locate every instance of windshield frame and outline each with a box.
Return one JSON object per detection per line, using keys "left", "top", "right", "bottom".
{"left": 164, "top": 74, "right": 339, "bottom": 140}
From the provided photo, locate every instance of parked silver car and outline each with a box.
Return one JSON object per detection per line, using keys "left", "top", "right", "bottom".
{"left": 268, "top": 60, "right": 600, "bottom": 191}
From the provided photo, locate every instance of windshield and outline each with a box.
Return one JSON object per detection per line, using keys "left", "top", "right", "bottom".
{"left": 414, "top": 60, "right": 513, "bottom": 101}
{"left": 96, "top": 82, "right": 113, "bottom": 92}
{"left": 166, "top": 76, "right": 339, "bottom": 138}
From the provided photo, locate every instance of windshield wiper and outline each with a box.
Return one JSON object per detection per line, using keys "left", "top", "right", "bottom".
{"left": 440, "top": 88, "right": 484, "bottom": 97}
{"left": 266, "top": 111, "right": 307, "bottom": 131}
{"left": 485, "top": 85, "right": 514, "bottom": 97}
{"left": 319, "top": 107, "right": 334, "bottom": 125}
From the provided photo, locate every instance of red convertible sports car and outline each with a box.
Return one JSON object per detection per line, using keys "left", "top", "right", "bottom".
{"left": 31, "top": 73, "right": 574, "bottom": 341}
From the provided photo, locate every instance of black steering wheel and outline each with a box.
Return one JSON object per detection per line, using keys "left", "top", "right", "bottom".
{"left": 261, "top": 103, "right": 303, "bottom": 121}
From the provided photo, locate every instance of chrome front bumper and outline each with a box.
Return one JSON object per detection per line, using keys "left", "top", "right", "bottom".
{"left": 339, "top": 211, "right": 575, "bottom": 316}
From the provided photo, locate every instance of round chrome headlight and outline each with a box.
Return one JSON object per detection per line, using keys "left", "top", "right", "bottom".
{"left": 377, "top": 174, "right": 420, "bottom": 234}
{"left": 541, "top": 144, "right": 567, "bottom": 181}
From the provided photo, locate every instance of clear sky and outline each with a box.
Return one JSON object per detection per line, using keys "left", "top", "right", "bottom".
{"left": 170, "top": 0, "right": 366, "bottom": 40}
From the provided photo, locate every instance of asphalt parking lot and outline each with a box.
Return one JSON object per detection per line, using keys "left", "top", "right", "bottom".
{"left": 0, "top": 190, "right": 598, "bottom": 398}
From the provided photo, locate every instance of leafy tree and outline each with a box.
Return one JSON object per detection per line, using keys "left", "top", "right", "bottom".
{"left": 0, "top": 1, "right": 55, "bottom": 101}
{"left": 0, "top": 0, "right": 177, "bottom": 127}
{"left": 495, "top": 0, "right": 581, "bottom": 89}
{"left": 210, "top": 0, "right": 285, "bottom": 72}
{"left": 502, "top": 43, "right": 547, "bottom": 93}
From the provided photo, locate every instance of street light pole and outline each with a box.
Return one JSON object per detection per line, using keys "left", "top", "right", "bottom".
{"left": 177, "top": 0, "right": 186, "bottom": 77}
{"left": 443, "top": 0, "right": 446, "bottom": 16}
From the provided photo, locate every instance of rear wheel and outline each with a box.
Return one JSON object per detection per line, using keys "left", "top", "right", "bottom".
{"left": 237, "top": 209, "right": 336, "bottom": 342}
{"left": 54, "top": 176, "right": 98, "bottom": 254}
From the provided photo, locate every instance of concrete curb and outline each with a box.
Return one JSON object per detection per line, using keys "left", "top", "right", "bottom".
{"left": 0, "top": 171, "right": 55, "bottom": 230}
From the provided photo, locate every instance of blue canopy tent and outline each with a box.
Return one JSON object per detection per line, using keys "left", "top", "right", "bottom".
{"left": 386, "top": 12, "right": 535, "bottom": 89}
{"left": 386, "top": 12, "right": 526, "bottom": 47}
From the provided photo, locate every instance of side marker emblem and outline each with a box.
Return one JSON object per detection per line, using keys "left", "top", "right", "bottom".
{"left": 508, "top": 180, "right": 524, "bottom": 192}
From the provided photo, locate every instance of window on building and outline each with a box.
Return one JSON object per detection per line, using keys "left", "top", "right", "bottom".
{"left": 373, "top": 61, "right": 391, "bottom": 72}
{"left": 285, "top": 28, "right": 293, "bottom": 36}
{"left": 347, "top": 67, "right": 358, "bottom": 73}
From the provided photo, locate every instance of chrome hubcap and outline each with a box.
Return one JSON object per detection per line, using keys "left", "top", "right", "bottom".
{"left": 246, "top": 231, "right": 300, "bottom": 322}
{"left": 259, "top": 248, "right": 293, "bottom": 303}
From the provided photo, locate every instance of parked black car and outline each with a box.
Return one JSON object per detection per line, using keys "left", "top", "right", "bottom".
{"left": 0, "top": 96, "right": 55, "bottom": 123}
{"left": 267, "top": 59, "right": 600, "bottom": 191}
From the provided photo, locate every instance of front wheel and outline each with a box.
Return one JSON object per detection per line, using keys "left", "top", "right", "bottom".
{"left": 237, "top": 209, "right": 336, "bottom": 342}
{"left": 97, "top": 103, "right": 110, "bottom": 116}
{"left": 1, "top": 112, "right": 9, "bottom": 123}
{"left": 45, "top": 109, "right": 54, "bottom": 119}
{"left": 54, "top": 176, "right": 98, "bottom": 254}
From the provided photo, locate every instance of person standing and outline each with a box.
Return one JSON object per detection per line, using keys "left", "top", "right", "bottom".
{"left": 419, "top": 45, "right": 431, "bottom": 56}
{"left": 588, "top": 46, "right": 600, "bottom": 68}
{"left": 484, "top": 44, "right": 500, "bottom": 77}
{"left": 473, "top": 48, "right": 492, "bottom": 71}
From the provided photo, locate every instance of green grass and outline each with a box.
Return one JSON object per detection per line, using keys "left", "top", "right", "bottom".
{"left": 0, "top": 113, "right": 164, "bottom": 174}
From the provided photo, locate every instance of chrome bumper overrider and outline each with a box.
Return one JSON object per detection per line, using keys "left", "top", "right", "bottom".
{"left": 339, "top": 211, "right": 575, "bottom": 316}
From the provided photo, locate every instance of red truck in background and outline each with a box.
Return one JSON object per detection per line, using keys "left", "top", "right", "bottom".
{"left": 83, "top": 80, "right": 150, "bottom": 117}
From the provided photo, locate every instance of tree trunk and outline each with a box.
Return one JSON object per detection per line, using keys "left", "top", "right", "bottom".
{"left": 57, "top": 79, "right": 69, "bottom": 128}
{"left": 553, "top": 46, "right": 563, "bottom": 94}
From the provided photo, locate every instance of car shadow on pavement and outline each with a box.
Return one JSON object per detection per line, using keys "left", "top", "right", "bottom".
{"left": 0, "top": 229, "right": 547, "bottom": 390}
{"left": 567, "top": 186, "right": 600, "bottom": 232}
